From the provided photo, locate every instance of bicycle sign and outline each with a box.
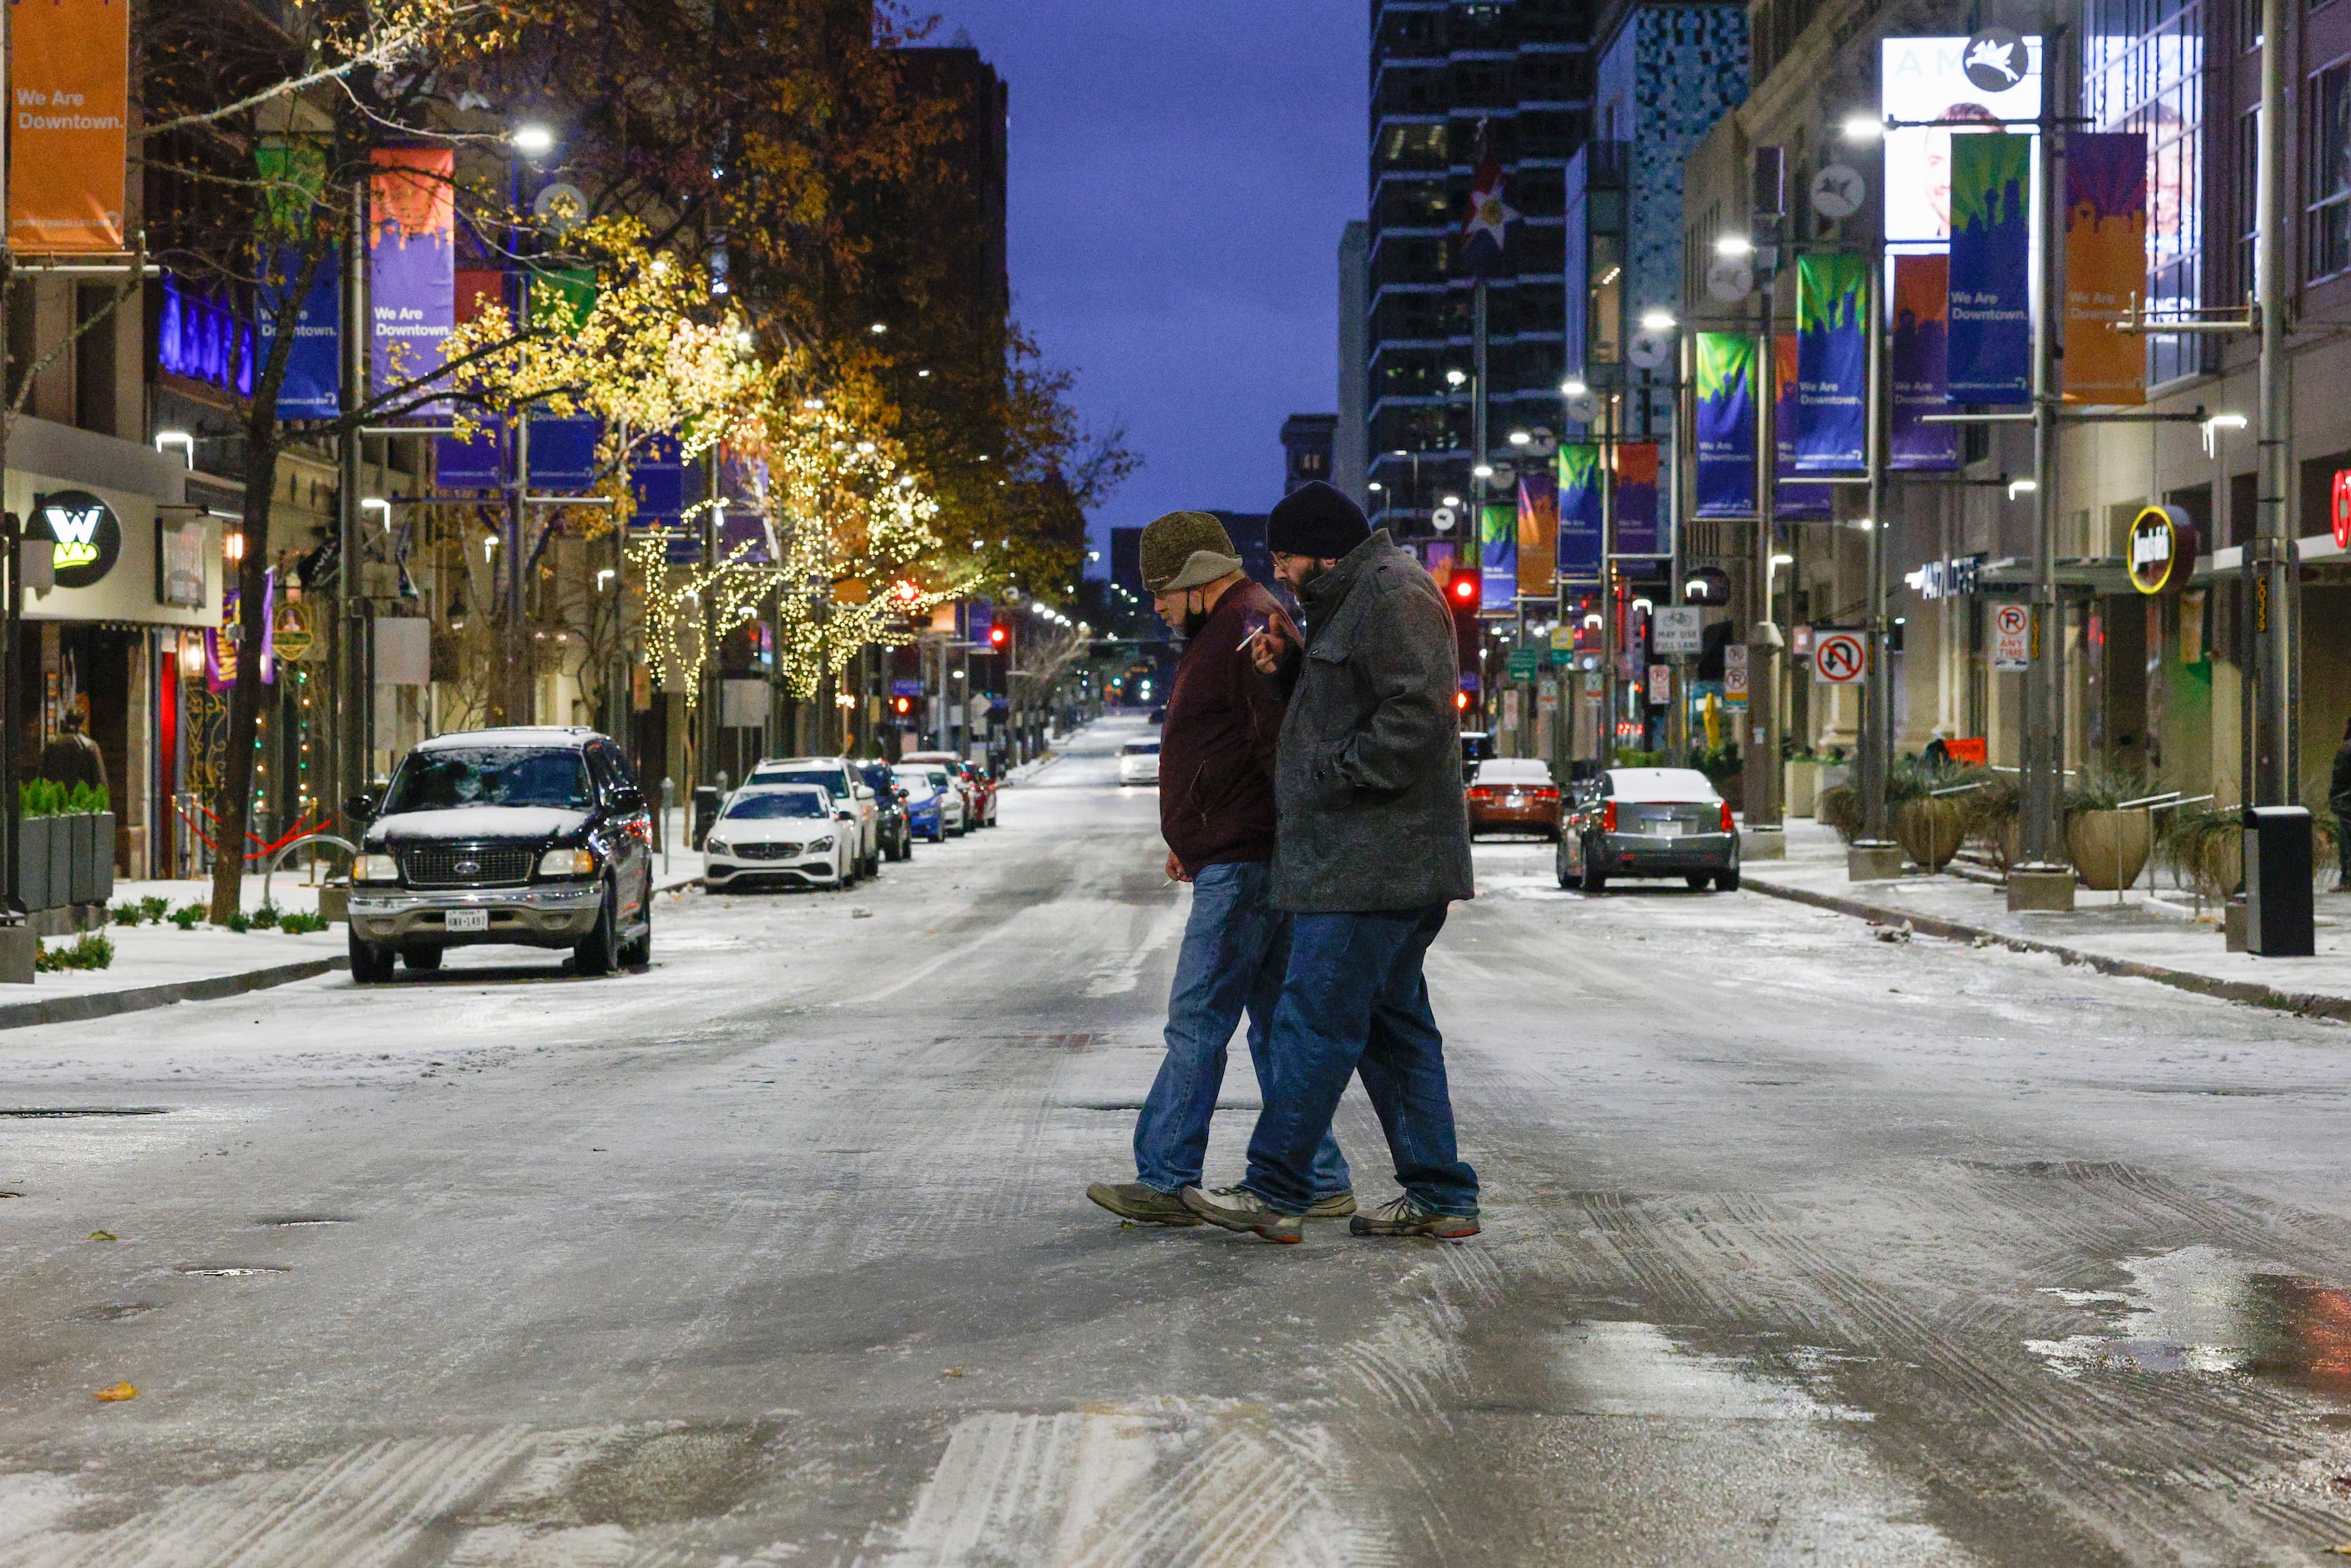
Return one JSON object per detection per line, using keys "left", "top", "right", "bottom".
{"left": 1812, "top": 629, "right": 1868, "bottom": 685}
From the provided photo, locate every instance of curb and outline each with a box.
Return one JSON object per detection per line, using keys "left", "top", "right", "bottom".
{"left": 0, "top": 955, "right": 349, "bottom": 1033}
{"left": 1742, "top": 873, "right": 2351, "bottom": 1024}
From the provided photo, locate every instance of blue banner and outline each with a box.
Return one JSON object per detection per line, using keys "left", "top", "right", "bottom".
{"left": 1556, "top": 444, "right": 1604, "bottom": 579}
{"left": 1693, "top": 333, "right": 1755, "bottom": 518}
{"left": 528, "top": 417, "right": 601, "bottom": 489}
{"left": 1948, "top": 134, "right": 2033, "bottom": 404}
{"left": 260, "top": 247, "right": 339, "bottom": 420}
{"left": 436, "top": 422, "right": 503, "bottom": 489}
{"left": 630, "top": 432, "right": 684, "bottom": 524}
{"left": 1479, "top": 503, "right": 1516, "bottom": 611}
{"left": 1795, "top": 253, "right": 1868, "bottom": 472}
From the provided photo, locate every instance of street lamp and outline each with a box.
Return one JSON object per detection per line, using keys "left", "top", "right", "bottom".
{"left": 1714, "top": 235, "right": 1753, "bottom": 259}
{"left": 154, "top": 431, "right": 196, "bottom": 468}
{"left": 361, "top": 498, "right": 392, "bottom": 529}
{"left": 1560, "top": 377, "right": 1588, "bottom": 397}
{"left": 1639, "top": 309, "right": 1678, "bottom": 332}
{"left": 1445, "top": 368, "right": 1467, "bottom": 387}
{"left": 510, "top": 124, "right": 556, "bottom": 158}
{"left": 2200, "top": 410, "right": 2247, "bottom": 459}
{"left": 1840, "top": 114, "right": 1884, "bottom": 144}
{"left": 1507, "top": 429, "right": 1531, "bottom": 447}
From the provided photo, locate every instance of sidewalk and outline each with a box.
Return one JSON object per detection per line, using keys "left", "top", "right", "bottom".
{"left": 3, "top": 877, "right": 347, "bottom": 1030}
{"left": 1745, "top": 821, "right": 2351, "bottom": 1022}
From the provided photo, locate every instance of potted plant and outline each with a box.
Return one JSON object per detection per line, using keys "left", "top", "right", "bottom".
{"left": 2065, "top": 762, "right": 2153, "bottom": 891}
{"left": 16, "top": 781, "right": 54, "bottom": 911}
{"left": 2160, "top": 801, "right": 2240, "bottom": 903}
{"left": 1956, "top": 769, "right": 2025, "bottom": 872}
{"left": 1892, "top": 756, "right": 1967, "bottom": 870}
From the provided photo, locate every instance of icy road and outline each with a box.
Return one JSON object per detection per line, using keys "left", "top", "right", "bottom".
{"left": 6, "top": 717, "right": 2351, "bottom": 1565}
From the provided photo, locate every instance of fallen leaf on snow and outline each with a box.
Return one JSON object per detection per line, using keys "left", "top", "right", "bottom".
{"left": 92, "top": 1383, "right": 137, "bottom": 1402}
{"left": 88, "top": 1231, "right": 115, "bottom": 1242}
{"left": 943, "top": 1368, "right": 966, "bottom": 1378}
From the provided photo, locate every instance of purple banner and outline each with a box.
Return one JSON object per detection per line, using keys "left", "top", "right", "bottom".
{"left": 1693, "top": 333, "right": 1756, "bottom": 518}
{"left": 368, "top": 149, "right": 455, "bottom": 407}
{"left": 260, "top": 247, "right": 338, "bottom": 420}
{"left": 1891, "top": 253, "right": 1960, "bottom": 471}
{"left": 1613, "top": 442, "right": 1661, "bottom": 557}
{"left": 1776, "top": 336, "right": 1830, "bottom": 519}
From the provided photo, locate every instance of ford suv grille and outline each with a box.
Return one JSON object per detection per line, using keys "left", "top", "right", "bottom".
{"left": 402, "top": 845, "right": 534, "bottom": 888}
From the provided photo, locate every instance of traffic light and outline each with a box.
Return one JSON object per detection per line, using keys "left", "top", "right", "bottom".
{"left": 988, "top": 623, "right": 1009, "bottom": 650}
{"left": 1442, "top": 566, "right": 1481, "bottom": 680}
{"left": 893, "top": 695, "right": 912, "bottom": 716}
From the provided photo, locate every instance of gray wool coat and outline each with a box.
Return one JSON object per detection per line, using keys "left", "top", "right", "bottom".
{"left": 1263, "top": 530, "right": 1476, "bottom": 913}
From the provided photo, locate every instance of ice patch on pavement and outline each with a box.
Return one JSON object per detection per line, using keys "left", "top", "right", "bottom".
{"left": 1554, "top": 1321, "right": 1873, "bottom": 1419}
{"left": 882, "top": 1398, "right": 1383, "bottom": 1567}
{"left": 2025, "top": 1244, "right": 2257, "bottom": 1377}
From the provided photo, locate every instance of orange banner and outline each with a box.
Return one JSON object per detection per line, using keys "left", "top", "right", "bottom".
{"left": 8, "top": 0, "right": 129, "bottom": 253}
{"left": 2064, "top": 133, "right": 2149, "bottom": 406}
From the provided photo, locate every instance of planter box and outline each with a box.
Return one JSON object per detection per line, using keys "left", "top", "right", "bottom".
{"left": 16, "top": 817, "right": 49, "bottom": 911}
{"left": 1785, "top": 759, "right": 1822, "bottom": 817}
{"left": 2070, "top": 808, "right": 2151, "bottom": 891}
{"left": 47, "top": 817, "right": 71, "bottom": 907}
{"left": 1897, "top": 797, "right": 1969, "bottom": 870}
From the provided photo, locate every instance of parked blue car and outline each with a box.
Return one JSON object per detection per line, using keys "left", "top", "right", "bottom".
{"left": 892, "top": 764, "right": 953, "bottom": 842}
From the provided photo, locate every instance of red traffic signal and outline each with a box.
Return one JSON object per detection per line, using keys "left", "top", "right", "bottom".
{"left": 988, "top": 624, "right": 1009, "bottom": 649}
{"left": 893, "top": 695, "right": 912, "bottom": 716}
{"left": 1447, "top": 569, "right": 1479, "bottom": 607}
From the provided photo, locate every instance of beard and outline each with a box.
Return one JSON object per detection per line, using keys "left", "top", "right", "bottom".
{"left": 1290, "top": 559, "right": 1332, "bottom": 591}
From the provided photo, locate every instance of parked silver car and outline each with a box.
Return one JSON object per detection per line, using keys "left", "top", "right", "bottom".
{"left": 1556, "top": 766, "right": 1741, "bottom": 893}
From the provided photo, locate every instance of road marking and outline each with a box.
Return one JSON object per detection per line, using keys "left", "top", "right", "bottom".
{"left": 882, "top": 1399, "right": 1388, "bottom": 1567}
{"left": 852, "top": 915, "right": 1026, "bottom": 1005}
{"left": 1084, "top": 903, "right": 1185, "bottom": 998}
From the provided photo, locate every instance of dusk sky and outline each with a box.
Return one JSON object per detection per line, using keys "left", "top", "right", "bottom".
{"left": 928, "top": 2, "right": 1364, "bottom": 570}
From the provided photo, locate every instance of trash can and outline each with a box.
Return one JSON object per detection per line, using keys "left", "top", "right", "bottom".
{"left": 2243, "top": 805, "right": 2315, "bottom": 957}
{"left": 691, "top": 786, "right": 722, "bottom": 851}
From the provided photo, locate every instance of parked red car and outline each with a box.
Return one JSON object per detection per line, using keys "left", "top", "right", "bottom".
{"left": 1465, "top": 758, "right": 1562, "bottom": 841}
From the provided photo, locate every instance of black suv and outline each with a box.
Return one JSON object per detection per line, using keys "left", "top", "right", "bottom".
{"left": 344, "top": 726, "right": 655, "bottom": 981}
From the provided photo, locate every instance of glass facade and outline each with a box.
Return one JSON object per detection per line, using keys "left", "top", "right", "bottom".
{"left": 2082, "top": 0, "right": 2206, "bottom": 385}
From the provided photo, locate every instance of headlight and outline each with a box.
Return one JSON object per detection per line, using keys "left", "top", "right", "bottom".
{"left": 704, "top": 838, "right": 730, "bottom": 855}
{"left": 808, "top": 836, "right": 835, "bottom": 852}
{"left": 355, "top": 853, "right": 401, "bottom": 884}
{"left": 537, "top": 847, "right": 597, "bottom": 878}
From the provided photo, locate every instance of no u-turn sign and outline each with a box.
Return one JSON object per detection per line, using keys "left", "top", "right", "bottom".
{"left": 1813, "top": 630, "right": 1868, "bottom": 685}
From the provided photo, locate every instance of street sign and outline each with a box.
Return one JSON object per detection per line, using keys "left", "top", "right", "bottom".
{"left": 1647, "top": 664, "right": 1671, "bottom": 705}
{"left": 1432, "top": 505, "right": 1459, "bottom": 533}
{"left": 2126, "top": 503, "right": 2194, "bottom": 594}
{"left": 1991, "top": 602, "right": 2031, "bottom": 670}
{"left": 1507, "top": 649, "right": 1539, "bottom": 682}
{"left": 1651, "top": 605, "right": 1703, "bottom": 655}
{"left": 1564, "top": 389, "right": 1601, "bottom": 423}
{"left": 1810, "top": 164, "right": 1866, "bottom": 219}
{"left": 1963, "top": 28, "right": 2030, "bottom": 92}
{"left": 1724, "top": 642, "right": 1749, "bottom": 701}
{"left": 1813, "top": 629, "right": 1867, "bottom": 685}
{"left": 1706, "top": 258, "right": 1754, "bottom": 303}
{"left": 1628, "top": 331, "right": 1671, "bottom": 370}
{"left": 892, "top": 678, "right": 922, "bottom": 697}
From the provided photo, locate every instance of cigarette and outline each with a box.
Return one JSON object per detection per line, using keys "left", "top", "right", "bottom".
{"left": 1237, "top": 625, "right": 1266, "bottom": 651}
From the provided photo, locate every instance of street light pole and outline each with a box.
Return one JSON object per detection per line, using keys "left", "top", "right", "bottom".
{"left": 338, "top": 170, "right": 369, "bottom": 798}
{"left": 1859, "top": 258, "right": 1893, "bottom": 845}
{"left": 2250, "top": 0, "right": 2294, "bottom": 806}
{"left": 1747, "top": 145, "right": 1785, "bottom": 846}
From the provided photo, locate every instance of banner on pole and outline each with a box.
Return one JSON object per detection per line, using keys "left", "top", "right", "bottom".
{"left": 2065, "top": 132, "right": 2149, "bottom": 406}
{"left": 631, "top": 432, "right": 685, "bottom": 524}
{"left": 1556, "top": 444, "right": 1605, "bottom": 579}
{"left": 257, "top": 249, "right": 341, "bottom": 421}
{"left": 1795, "top": 253, "right": 1868, "bottom": 472}
{"left": 1776, "top": 336, "right": 1831, "bottom": 520}
{"left": 1947, "top": 134, "right": 2033, "bottom": 403}
{"left": 1612, "top": 442, "right": 1661, "bottom": 557}
{"left": 368, "top": 148, "right": 456, "bottom": 406}
{"left": 1693, "top": 332, "right": 1757, "bottom": 518}
{"left": 1516, "top": 469, "right": 1558, "bottom": 598}
{"left": 1890, "top": 253, "right": 1960, "bottom": 470}
{"left": 1479, "top": 502, "right": 1517, "bottom": 611}
{"left": 7, "top": 0, "right": 129, "bottom": 253}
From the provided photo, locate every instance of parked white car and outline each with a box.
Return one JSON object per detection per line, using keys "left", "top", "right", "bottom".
{"left": 1118, "top": 738, "right": 1160, "bottom": 787}
{"left": 702, "top": 785, "right": 855, "bottom": 891}
{"left": 746, "top": 756, "right": 879, "bottom": 878}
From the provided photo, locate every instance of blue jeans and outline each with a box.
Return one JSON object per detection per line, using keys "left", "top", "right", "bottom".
{"left": 1243, "top": 906, "right": 1478, "bottom": 1216}
{"left": 1135, "top": 862, "right": 1352, "bottom": 1197}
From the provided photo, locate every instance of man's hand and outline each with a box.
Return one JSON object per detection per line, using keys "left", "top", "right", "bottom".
{"left": 1249, "top": 617, "right": 1293, "bottom": 676}
{"left": 1165, "top": 849, "right": 1192, "bottom": 883}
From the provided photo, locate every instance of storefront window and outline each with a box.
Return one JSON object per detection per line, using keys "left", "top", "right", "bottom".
{"left": 2310, "top": 62, "right": 2351, "bottom": 281}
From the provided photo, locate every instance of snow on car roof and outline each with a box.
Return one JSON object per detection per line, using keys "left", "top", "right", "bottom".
{"left": 1606, "top": 766, "right": 1722, "bottom": 802}
{"left": 1473, "top": 759, "right": 1552, "bottom": 784}
{"left": 417, "top": 726, "right": 599, "bottom": 751}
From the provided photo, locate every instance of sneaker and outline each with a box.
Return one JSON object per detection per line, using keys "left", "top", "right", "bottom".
{"left": 1306, "top": 1191, "right": 1358, "bottom": 1219}
{"left": 1087, "top": 1181, "right": 1199, "bottom": 1226}
{"left": 1179, "top": 1184, "right": 1304, "bottom": 1244}
{"left": 1349, "top": 1195, "right": 1480, "bottom": 1239}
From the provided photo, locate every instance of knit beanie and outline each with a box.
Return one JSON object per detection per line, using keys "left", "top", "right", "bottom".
{"left": 1267, "top": 481, "right": 1371, "bottom": 560}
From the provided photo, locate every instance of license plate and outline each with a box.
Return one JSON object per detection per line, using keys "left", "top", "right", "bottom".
{"left": 1506, "top": 794, "right": 1524, "bottom": 807}
{"left": 444, "top": 908, "right": 488, "bottom": 933}
{"left": 1647, "top": 821, "right": 1681, "bottom": 837}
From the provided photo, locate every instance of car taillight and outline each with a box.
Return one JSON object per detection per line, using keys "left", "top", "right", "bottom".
{"left": 1602, "top": 802, "right": 1617, "bottom": 832}
{"left": 1534, "top": 787, "right": 1559, "bottom": 800}
{"left": 1468, "top": 787, "right": 1492, "bottom": 800}
{"left": 1720, "top": 802, "right": 1736, "bottom": 833}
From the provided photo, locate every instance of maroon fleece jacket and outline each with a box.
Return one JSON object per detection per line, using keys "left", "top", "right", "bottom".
{"left": 1159, "top": 578, "right": 1297, "bottom": 874}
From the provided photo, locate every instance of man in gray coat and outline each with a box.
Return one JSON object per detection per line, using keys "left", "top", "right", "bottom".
{"left": 1181, "top": 482, "right": 1479, "bottom": 1245}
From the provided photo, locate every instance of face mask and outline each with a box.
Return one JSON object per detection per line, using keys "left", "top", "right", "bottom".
{"left": 1181, "top": 597, "right": 1211, "bottom": 640}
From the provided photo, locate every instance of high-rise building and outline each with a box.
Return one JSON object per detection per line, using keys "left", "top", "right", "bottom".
{"left": 1363, "top": 0, "right": 1591, "bottom": 541}
{"left": 1335, "top": 220, "right": 1369, "bottom": 504}
{"left": 1280, "top": 414, "right": 1337, "bottom": 494}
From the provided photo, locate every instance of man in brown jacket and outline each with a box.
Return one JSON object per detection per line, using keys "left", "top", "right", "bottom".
{"left": 1088, "top": 512, "right": 1354, "bottom": 1226}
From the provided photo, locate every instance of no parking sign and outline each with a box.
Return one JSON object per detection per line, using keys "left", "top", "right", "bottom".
{"left": 1812, "top": 629, "right": 1868, "bottom": 685}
